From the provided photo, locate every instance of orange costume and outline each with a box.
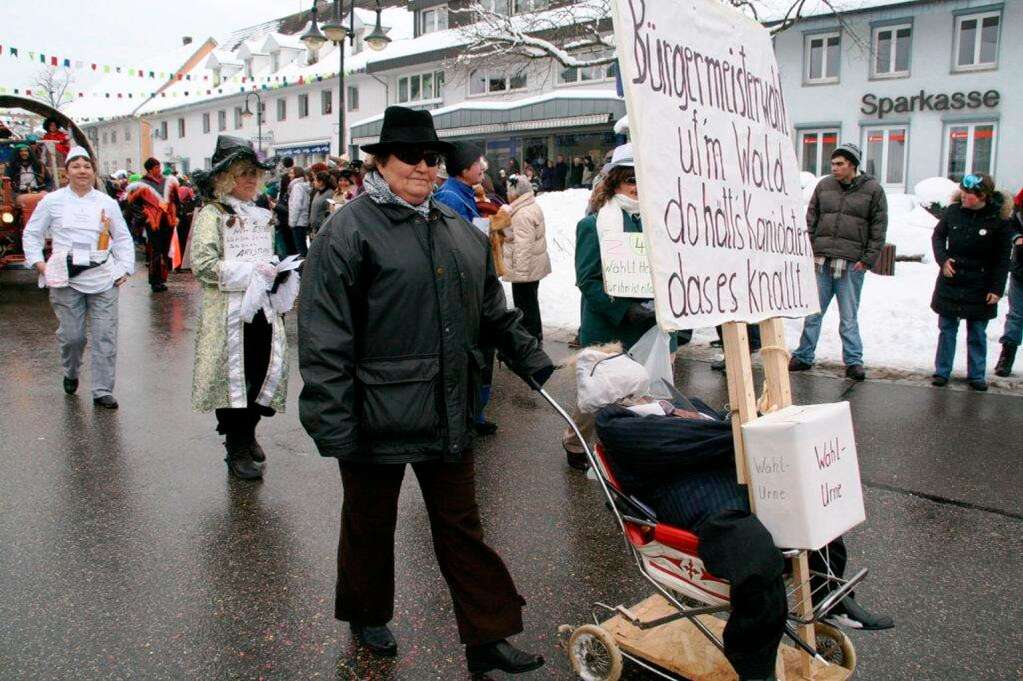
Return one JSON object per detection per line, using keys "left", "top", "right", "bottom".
{"left": 128, "top": 174, "right": 181, "bottom": 289}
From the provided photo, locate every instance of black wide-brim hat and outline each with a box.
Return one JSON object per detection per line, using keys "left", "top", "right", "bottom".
{"left": 193, "top": 135, "right": 276, "bottom": 198}
{"left": 360, "top": 106, "right": 454, "bottom": 156}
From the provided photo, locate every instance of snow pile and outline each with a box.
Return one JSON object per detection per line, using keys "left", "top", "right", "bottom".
{"left": 800, "top": 172, "right": 822, "bottom": 202}
{"left": 513, "top": 184, "right": 1015, "bottom": 380}
{"left": 914, "top": 177, "right": 958, "bottom": 208}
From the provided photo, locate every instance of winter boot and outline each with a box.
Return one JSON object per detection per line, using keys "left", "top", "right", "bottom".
{"left": 224, "top": 441, "right": 263, "bottom": 481}
{"left": 466, "top": 639, "right": 544, "bottom": 675}
{"left": 995, "top": 342, "right": 1017, "bottom": 377}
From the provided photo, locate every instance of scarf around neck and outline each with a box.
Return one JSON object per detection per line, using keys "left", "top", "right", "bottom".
{"left": 596, "top": 193, "right": 642, "bottom": 245}
{"left": 363, "top": 170, "right": 432, "bottom": 218}
{"left": 612, "top": 193, "right": 641, "bottom": 216}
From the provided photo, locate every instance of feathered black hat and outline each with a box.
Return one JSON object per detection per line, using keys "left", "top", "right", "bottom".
{"left": 191, "top": 135, "right": 276, "bottom": 199}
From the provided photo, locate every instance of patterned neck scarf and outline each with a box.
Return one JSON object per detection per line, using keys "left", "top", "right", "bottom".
{"left": 363, "top": 170, "right": 431, "bottom": 218}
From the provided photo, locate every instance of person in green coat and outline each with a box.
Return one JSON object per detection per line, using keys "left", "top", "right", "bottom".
{"left": 563, "top": 143, "right": 675, "bottom": 468}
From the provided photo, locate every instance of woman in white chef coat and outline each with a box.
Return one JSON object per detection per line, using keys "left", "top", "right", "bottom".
{"left": 22, "top": 146, "right": 135, "bottom": 409}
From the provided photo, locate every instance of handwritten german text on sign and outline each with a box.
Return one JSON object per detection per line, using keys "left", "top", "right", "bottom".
{"left": 598, "top": 229, "right": 654, "bottom": 298}
{"left": 610, "top": 0, "right": 819, "bottom": 329}
{"left": 223, "top": 214, "right": 273, "bottom": 263}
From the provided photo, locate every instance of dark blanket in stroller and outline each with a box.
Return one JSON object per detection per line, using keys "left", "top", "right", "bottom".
{"left": 594, "top": 399, "right": 750, "bottom": 529}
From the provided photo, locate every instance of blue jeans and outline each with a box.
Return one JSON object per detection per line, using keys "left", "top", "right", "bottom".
{"left": 793, "top": 266, "right": 865, "bottom": 367}
{"left": 999, "top": 276, "right": 1023, "bottom": 346}
{"left": 934, "top": 315, "right": 988, "bottom": 381}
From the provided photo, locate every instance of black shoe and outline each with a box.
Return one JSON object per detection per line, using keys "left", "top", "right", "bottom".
{"left": 466, "top": 639, "right": 544, "bottom": 675}
{"left": 828, "top": 596, "right": 894, "bottom": 631}
{"left": 249, "top": 439, "right": 266, "bottom": 464}
{"left": 969, "top": 379, "right": 988, "bottom": 392}
{"left": 63, "top": 377, "right": 78, "bottom": 395}
{"left": 564, "top": 446, "right": 589, "bottom": 471}
{"left": 711, "top": 358, "right": 726, "bottom": 372}
{"left": 845, "top": 364, "right": 866, "bottom": 381}
{"left": 224, "top": 443, "right": 262, "bottom": 480}
{"left": 994, "top": 342, "right": 1017, "bottom": 377}
{"left": 788, "top": 358, "right": 812, "bottom": 372}
{"left": 931, "top": 375, "right": 948, "bottom": 387}
{"left": 473, "top": 420, "right": 498, "bottom": 436}
{"left": 151, "top": 284, "right": 168, "bottom": 293}
{"left": 350, "top": 624, "right": 397, "bottom": 657}
{"left": 93, "top": 395, "right": 119, "bottom": 409}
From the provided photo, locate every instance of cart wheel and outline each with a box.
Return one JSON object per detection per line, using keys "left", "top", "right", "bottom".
{"left": 567, "top": 624, "right": 623, "bottom": 681}
{"left": 814, "top": 621, "right": 857, "bottom": 671}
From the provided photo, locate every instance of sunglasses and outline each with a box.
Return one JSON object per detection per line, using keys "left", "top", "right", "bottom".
{"left": 961, "top": 174, "right": 983, "bottom": 190}
{"left": 622, "top": 176, "right": 637, "bottom": 185}
{"left": 392, "top": 148, "right": 443, "bottom": 167}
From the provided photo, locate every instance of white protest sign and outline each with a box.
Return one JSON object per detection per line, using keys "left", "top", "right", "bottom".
{"left": 611, "top": 0, "right": 819, "bottom": 329}
{"left": 596, "top": 204, "right": 654, "bottom": 298}
{"left": 222, "top": 214, "right": 273, "bottom": 263}
{"left": 741, "top": 402, "right": 865, "bottom": 550}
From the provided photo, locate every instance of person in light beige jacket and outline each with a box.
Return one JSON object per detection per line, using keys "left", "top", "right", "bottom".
{"left": 500, "top": 174, "right": 552, "bottom": 342}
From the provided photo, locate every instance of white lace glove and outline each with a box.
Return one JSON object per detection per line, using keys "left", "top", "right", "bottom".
{"left": 255, "top": 262, "right": 278, "bottom": 281}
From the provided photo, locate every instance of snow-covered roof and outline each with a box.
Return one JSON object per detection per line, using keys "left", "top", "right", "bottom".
{"left": 64, "top": 40, "right": 213, "bottom": 122}
{"left": 758, "top": 0, "right": 925, "bottom": 24}
{"left": 261, "top": 32, "right": 306, "bottom": 54}
{"left": 351, "top": 88, "right": 621, "bottom": 128}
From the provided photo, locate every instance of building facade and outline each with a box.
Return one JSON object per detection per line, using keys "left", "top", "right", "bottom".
{"left": 775, "top": 0, "right": 1020, "bottom": 192}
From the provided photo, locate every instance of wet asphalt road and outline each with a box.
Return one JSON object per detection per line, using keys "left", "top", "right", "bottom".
{"left": 1, "top": 270, "right": 1021, "bottom": 681}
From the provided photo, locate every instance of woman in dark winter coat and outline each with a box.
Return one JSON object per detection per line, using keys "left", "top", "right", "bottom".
{"left": 930, "top": 173, "right": 1012, "bottom": 390}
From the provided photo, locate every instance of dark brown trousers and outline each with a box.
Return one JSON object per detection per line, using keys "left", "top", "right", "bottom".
{"left": 336, "top": 454, "right": 525, "bottom": 645}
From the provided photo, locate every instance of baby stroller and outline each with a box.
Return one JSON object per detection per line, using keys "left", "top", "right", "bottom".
{"left": 538, "top": 385, "right": 864, "bottom": 681}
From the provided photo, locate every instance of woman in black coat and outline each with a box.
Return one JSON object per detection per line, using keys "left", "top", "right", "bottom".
{"left": 930, "top": 173, "right": 1012, "bottom": 390}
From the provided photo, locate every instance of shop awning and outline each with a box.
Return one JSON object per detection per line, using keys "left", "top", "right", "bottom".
{"left": 350, "top": 91, "right": 625, "bottom": 146}
{"left": 274, "top": 141, "right": 331, "bottom": 156}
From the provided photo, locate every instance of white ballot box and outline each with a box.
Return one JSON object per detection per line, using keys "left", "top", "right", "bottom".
{"left": 741, "top": 402, "right": 866, "bottom": 550}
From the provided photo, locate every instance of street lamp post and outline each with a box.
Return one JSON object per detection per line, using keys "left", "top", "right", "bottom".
{"left": 241, "top": 90, "right": 264, "bottom": 156}
{"left": 303, "top": 0, "right": 392, "bottom": 159}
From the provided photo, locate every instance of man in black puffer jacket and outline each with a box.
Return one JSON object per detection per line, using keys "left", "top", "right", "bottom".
{"left": 790, "top": 143, "right": 887, "bottom": 381}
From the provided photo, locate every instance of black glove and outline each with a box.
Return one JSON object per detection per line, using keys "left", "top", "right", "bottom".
{"left": 529, "top": 364, "right": 555, "bottom": 390}
{"left": 623, "top": 302, "right": 656, "bottom": 325}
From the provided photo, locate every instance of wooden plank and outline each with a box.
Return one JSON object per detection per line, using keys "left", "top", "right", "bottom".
{"left": 758, "top": 317, "right": 816, "bottom": 678}
{"left": 721, "top": 322, "right": 758, "bottom": 488}
{"left": 600, "top": 595, "right": 851, "bottom": 681}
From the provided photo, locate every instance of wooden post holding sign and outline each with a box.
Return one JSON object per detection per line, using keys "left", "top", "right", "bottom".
{"left": 609, "top": 0, "right": 837, "bottom": 676}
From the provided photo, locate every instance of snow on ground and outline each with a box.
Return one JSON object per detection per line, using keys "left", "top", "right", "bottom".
{"left": 507, "top": 184, "right": 1019, "bottom": 384}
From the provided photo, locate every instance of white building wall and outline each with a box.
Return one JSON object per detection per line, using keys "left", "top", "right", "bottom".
{"left": 88, "top": 119, "right": 143, "bottom": 176}
{"left": 775, "top": 0, "right": 1021, "bottom": 191}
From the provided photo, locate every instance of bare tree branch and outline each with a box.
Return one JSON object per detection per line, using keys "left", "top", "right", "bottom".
{"left": 453, "top": 0, "right": 862, "bottom": 68}
{"left": 32, "top": 66, "right": 76, "bottom": 110}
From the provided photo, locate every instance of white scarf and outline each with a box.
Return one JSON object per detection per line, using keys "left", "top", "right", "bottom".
{"left": 596, "top": 193, "right": 641, "bottom": 240}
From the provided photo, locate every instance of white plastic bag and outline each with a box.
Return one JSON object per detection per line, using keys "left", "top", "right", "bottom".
{"left": 576, "top": 348, "right": 650, "bottom": 413}
{"left": 627, "top": 325, "right": 674, "bottom": 399}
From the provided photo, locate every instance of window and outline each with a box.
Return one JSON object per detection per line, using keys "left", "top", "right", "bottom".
{"left": 111, "top": 130, "right": 117, "bottom": 144}
{"left": 234, "top": 106, "right": 243, "bottom": 129}
{"left": 872, "top": 24, "right": 911, "bottom": 77}
{"left": 862, "top": 126, "right": 908, "bottom": 189}
{"left": 178, "top": 118, "right": 186, "bottom": 138}
{"left": 480, "top": 0, "right": 508, "bottom": 13}
{"left": 511, "top": 0, "right": 547, "bottom": 13}
{"left": 204, "top": 157, "right": 212, "bottom": 170}
{"left": 469, "top": 68, "right": 527, "bottom": 95}
{"left": 299, "top": 93, "right": 309, "bottom": 118}
{"left": 944, "top": 122, "right": 996, "bottom": 182}
{"left": 160, "top": 121, "right": 168, "bottom": 140}
{"left": 347, "top": 85, "right": 359, "bottom": 111}
{"left": 202, "top": 112, "right": 211, "bottom": 133}
{"left": 181, "top": 159, "right": 190, "bottom": 174}
{"left": 124, "top": 126, "right": 131, "bottom": 142}
{"left": 797, "top": 129, "right": 839, "bottom": 176}
{"left": 271, "top": 52, "right": 280, "bottom": 72}
{"left": 276, "top": 98, "right": 287, "bottom": 121}
{"left": 558, "top": 51, "right": 616, "bottom": 84}
{"left": 126, "top": 158, "right": 132, "bottom": 170}
{"left": 397, "top": 71, "right": 445, "bottom": 103}
{"left": 421, "top": 6, "right": 448, "bottom": 34}
{"left": 321, "top": 89, "right": 333, "bottom": 115}
{"left": 102, "top": 132, "right": 108, "bottom": 145}
{"left": 954, "top": 11, "right": 1000, "bottom": 70}
{"left": 244, "top": 59, "right": 253, "bottom": 79}
{"left": 217, "top": 110, "right": 227, "bottom": 131}
{"left": 804, "top": 31, "right": 841, "bottom": 83}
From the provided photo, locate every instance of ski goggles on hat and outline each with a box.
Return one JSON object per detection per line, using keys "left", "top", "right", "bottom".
{"left": 391, "top": 148, "right": 443, "bottom": 167}
{"left": 961, "top": 174, "right": 984, "bottom": 190}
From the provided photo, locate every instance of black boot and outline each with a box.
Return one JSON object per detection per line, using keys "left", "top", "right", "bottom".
{"left": 224, "top": 442, "right": 262, "bottom": 480}
{"left": 828, "top": 596, "right": 894, "bottom": 631}
{"left": 995, "top": 342, "right": 1017, "bottom": 377}
{"left": 350, "top": 624, "right": 397, "bottom": 657}
{"left": 466, "top": 639, "right": 544, "bottom": 675}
